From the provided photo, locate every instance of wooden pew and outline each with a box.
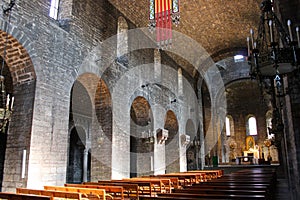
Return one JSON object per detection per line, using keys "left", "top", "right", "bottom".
{"left": 89, "top": 182, "right": 139, "bottom": 199}
{"left": 125, "top": 178, "right": 172, "bottom": 193}
{"left": 0, "top": 192, "right": 51, "bottom": 200}
{"left": 16, "top": 188, "right": 84, "bottom": 200}
{"left": 98, "top": 180, "right": 152, "bottom": 196}
{"left": 44, "top": 185, "right": 108, "bottom": 199}
{"left": 156, "top": 192, "right": 266, "bottom": 199}
{"left": 189, "top": 170, "right": 223, "bottom": 179}
{"left": 143, "top": 176, "right": 180, "bottom": 189}
{"left": 65, "top": 183, "right": 124, "bottom": 199}
{"left": 173, "top": 187, "right": 267, "bottom": 196}
{"left": 154, "top": 172, "right": 205, "bottom": 186}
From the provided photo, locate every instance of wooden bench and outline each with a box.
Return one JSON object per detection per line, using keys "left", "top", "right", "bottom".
{"left": 87, "top": 182, "right": 138, "bottom": 199}
{"left": 116, "top": 179, "right": 158, "bottom": 196}
{"left": 16, "top": 188, "right": 85, "bottom": 200}
{"left": 44, "top": 185, "right": 108, "bottom": 199}
{"left": 0, "top": 192, "right": 51, "bottom": 200}
{"left": 156, "top": 192, "right": 266, "bottom": 199}
{"left": 143, "top": 176, "right": 180, "bottom": 189}
{"left": 173, "top": 187, "right": 267, "bottom": 196}
{"left": 98, "top": 180, "right": 152, "bottom": 196}
{"left": 65, "top": 183, "right": 124, "bottom": 199}
{"left": 90, "top": 182, "right": 139, "bottom": 199}
{"left": 155, "top": 173, "right": 205, "bottom": 186}
{"left": 125, "top": 178, "right": 172, "bottom": 193}
{"left": 189, "top": 170, "right": 223, "bottom": 179}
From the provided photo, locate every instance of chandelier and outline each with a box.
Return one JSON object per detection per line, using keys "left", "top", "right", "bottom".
{"left": 0, "top": 0, "right": 15, "bottom": 133}
{"left": 247, "top": 0, "right": 299, "bottom": 139}
{"left": 148, "top": 0, "right": 180, "bottom": 48}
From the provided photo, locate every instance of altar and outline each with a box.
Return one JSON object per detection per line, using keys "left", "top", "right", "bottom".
{"left": 236, "top": 155, "right": 254, "bottom": 165}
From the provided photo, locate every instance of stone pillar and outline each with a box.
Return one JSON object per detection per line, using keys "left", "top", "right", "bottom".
{"left": 83, "top": 148, "right": 89, "bottom": 182}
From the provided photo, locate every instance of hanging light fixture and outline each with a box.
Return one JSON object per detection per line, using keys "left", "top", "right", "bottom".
{"left": 148, "top": 0, "right": 180, "bottom": 48}
{"left": 0, "top": 0, "right": 15, "bottom": 133}
{"left": 247, "top": 0, "right": 299, "bottom": 138}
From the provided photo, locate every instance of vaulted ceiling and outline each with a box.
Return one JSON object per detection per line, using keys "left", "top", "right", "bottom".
{"left": 108, "top": 0, "right": 299, "bottom": 79}
{"left": 109, "top": 0, "right": 261, "bottom": 61}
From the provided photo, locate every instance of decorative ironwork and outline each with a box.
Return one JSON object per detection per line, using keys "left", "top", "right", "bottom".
{"left": 247, "top": 0, "right": 299, "bottom": 140}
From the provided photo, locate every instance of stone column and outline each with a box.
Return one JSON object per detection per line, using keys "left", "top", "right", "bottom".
{"left": 83, "top": 148, "right": 89, "bottom": 182}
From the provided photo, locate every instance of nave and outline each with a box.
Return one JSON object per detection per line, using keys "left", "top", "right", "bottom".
{"left": 0, "top": 166, "right": 285, "bottom": 199}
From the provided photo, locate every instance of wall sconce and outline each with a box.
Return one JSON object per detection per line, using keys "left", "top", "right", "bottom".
{"left": 156, "top": 128, "right": 168, "bottom": 144}
{"left": 180, "top": 134, "right": 190, "bottom": 146}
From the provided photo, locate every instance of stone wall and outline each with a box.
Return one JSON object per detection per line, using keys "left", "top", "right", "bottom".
{"left": 0, "top": 0, "right": 199, "bottom": 191}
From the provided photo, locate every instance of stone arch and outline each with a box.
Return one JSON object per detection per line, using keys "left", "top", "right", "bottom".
{"left": 0, "top": 26, "right": 37, "bottom": 191}
{"left": 93, "top": 78, "right": 112, "bottom": 180}
{"left": 130, "top": 96, "right": 154, "bottom": 177}
{"left": 0, "top": 27, "right": 36, "bottom": 85}
{"left": 69, "top": 73, "right": 113, "bottom": 181}
{"left": 186, "top": 119, "right": 196, "bottom": 138}
{"left": 67, "top": 126, "right": 88, "bottom": 183}
{"left": 164, "top": 110, "right": 179, "bottom": 173}
{"left": 69, "top": 73, "right": 112, "bottom": 180}
{"left": 185, "top": 119, "right": 197, "bottom": 170}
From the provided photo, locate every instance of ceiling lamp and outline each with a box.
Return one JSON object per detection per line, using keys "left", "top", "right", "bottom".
{"left": 247, "top": 0, "right": 299, "bottom": 141}
{"left": 0, "top": 0, "right": 15, "bottom": 133}
{"left": 149, "top": 0, "right": 180, "bottom": 48}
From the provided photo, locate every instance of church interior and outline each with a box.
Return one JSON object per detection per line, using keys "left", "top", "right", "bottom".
{"left": 0, "top": 0, "right": 299, "bottom": 199}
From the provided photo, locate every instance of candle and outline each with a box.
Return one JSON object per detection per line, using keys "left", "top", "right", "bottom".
{"left": 6, "top": 94, "right": 9, "bottom": 109}
{"left": 296, "top": 27, "right": 300, "bottom": 48}
{"left": 21, "top": 149, "right": 26, "bottom": 179}
{"left": 269, "top": 20, "right": 273, "bottom": 43}
{"left": 287, "top": 20, "right": 293, "bottom": 42}
{"left": 247, "top": 37, "right": 250, "bottom": 56}
{"left": 250, "top": 29, "right": 254, "bottom": 49}
{"left": 10, "top": 96, "right": 14, "bottom": 110}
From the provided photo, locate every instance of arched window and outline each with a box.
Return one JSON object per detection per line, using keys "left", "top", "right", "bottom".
{"left": 225, "top": 116, "right": 231, "bottom": 136}
{"left": 225, "top": 115, "right": 234, "bottom": 136}
{"left": 247, "top": 116, "right": 258, "bottom": 136}
{"left": 49, "top": 0, "right": 60, "bottom": 19}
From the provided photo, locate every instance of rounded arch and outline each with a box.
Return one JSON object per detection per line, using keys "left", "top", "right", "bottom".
{"left": 0, "top": 25, "right": 37, "bottom": 191}
{"left": 70, "top": 73, "right": 113, "bottom": 181}
{"left": 185, "top": 119, "right": 196, "bottom": 138}
{"left": 67, "top": 126, "right": 88, "bottom": 183}
{"left": 164, "top": 110, "right": 179, "bottom": 143}
{"left": 185, "top": 119, "right": 197, "bottom": 170}
{"left": 130, "top": 96, "right": 153, "bottom": 177}
{"left": 130, "top": 96, "right": 152, "bottom": 127}
{"left": 164, "top": 110, "right": 179, "bottom": 173}
{"left": 0, "top": 26, "right": 36, "bottom": 85}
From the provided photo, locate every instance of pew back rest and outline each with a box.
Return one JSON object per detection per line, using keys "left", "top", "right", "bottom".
{"left": 0, "top": 192, "right": 51, "bottom": 200}
{"left": 65, "top": 183, "right": 124, "bottom": 199}
{"left": 16, "top": 188, "right": 82, "bottom": 200}
{"left": 44, "top": 185, "right": 107, "bottom": 199}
